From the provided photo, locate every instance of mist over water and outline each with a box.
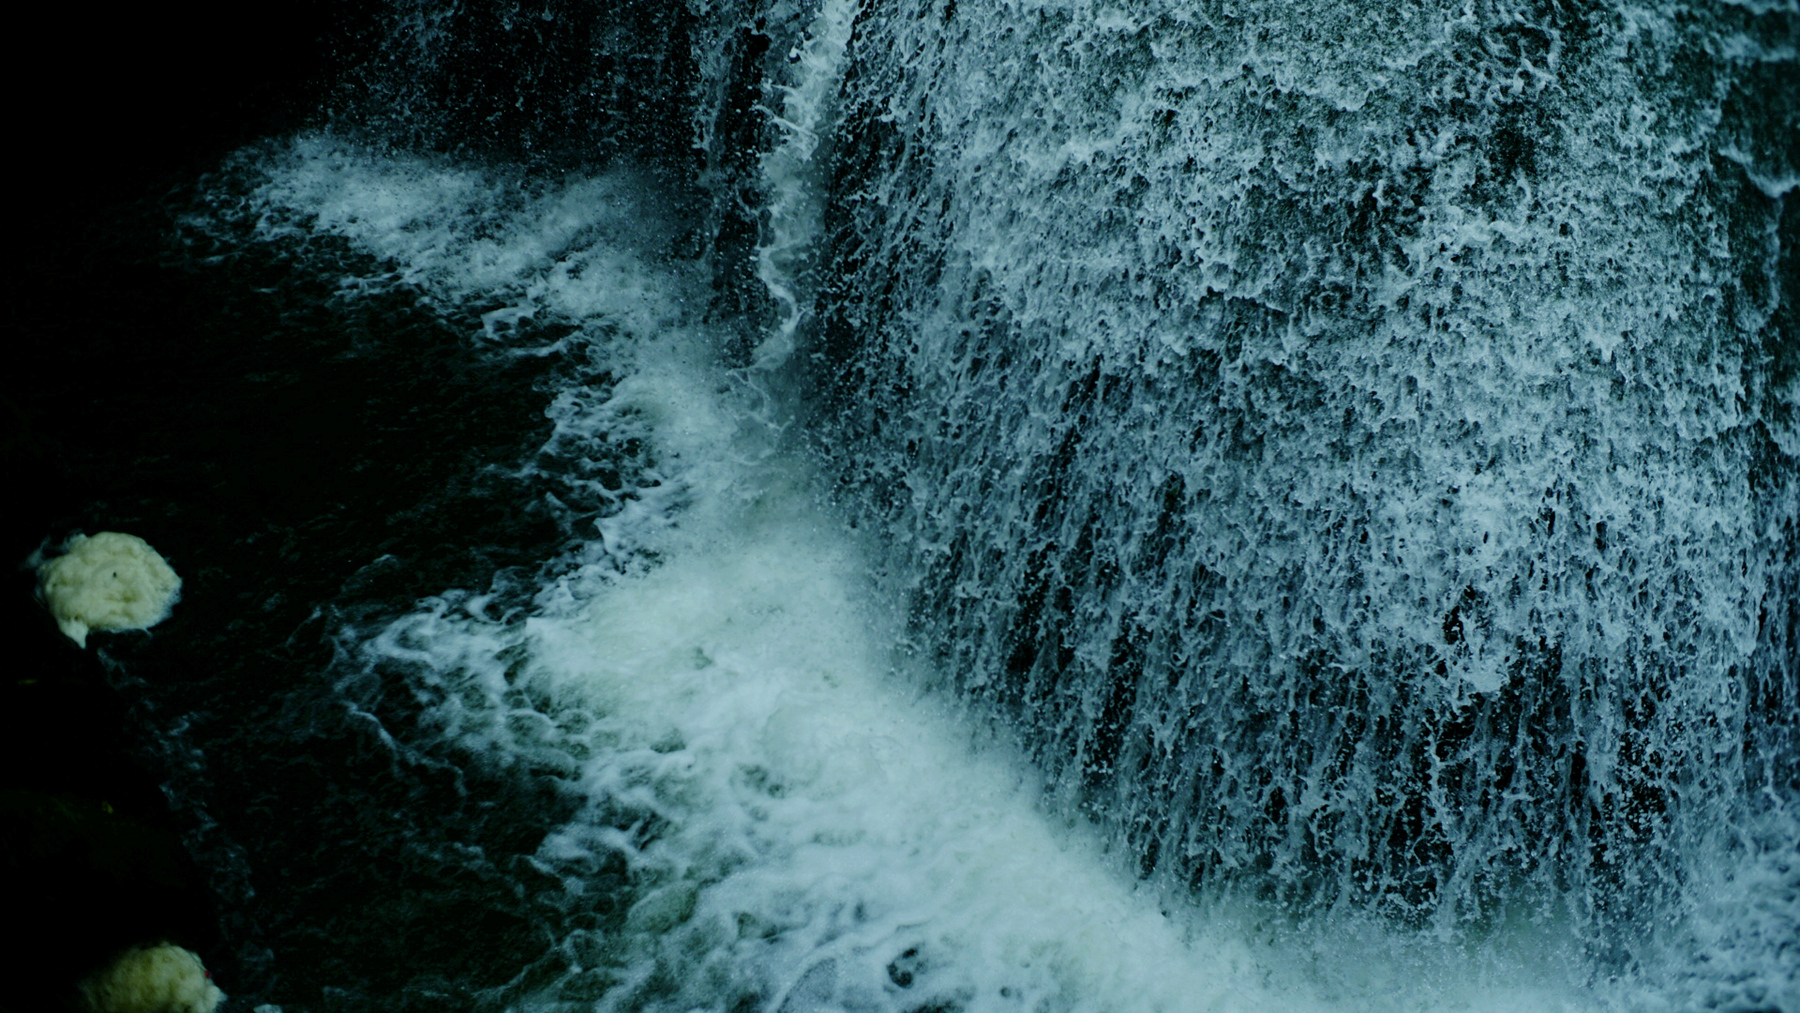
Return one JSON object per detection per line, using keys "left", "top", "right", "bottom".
{"left": 65, "top": 0, "right": 1797, "bottom": 1010}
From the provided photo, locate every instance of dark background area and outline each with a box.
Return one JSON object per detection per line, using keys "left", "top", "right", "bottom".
{"left": 2, "top": 2, "right": 743, "bottom": 1005}
{"left": 5, "top": 5, "right": 344, "bottom": 1006}
{"left": 15, "top": 3, "right": 353, "bottom": 227}
{"left": 0, "top": 5, "right": 586, "bottom": 1009}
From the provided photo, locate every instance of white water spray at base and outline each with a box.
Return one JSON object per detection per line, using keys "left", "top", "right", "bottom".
{"left": 397, "top": 342, "right": 1610, "bottom": 1013}
{"left": 223, "top": 138, "right": 1623, "bottom": 1013}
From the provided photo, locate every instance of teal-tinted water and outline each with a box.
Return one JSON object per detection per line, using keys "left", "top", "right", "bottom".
{"left": 9, "top": 1, "right": 1793, "bottom": 1009}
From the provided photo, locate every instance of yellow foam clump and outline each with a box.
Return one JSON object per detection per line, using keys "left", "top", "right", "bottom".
{"left": 37, "top": 532, "right": 182, "bottom": 648}
{"left": 78, "top": 944, "right": 223, "bottom": 1013}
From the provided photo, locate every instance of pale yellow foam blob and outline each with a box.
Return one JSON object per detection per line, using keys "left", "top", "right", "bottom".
{"left": 37, "top": 532, "right": 182, "bottom": 648}
{"left": 78, "top": 944, "right": 223, "bottom": 1013}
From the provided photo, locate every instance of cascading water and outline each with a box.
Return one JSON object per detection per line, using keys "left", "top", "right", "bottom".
{"left": 810, "top": 0, "right": 1798, "bottom": 995}
{"left": 754, "top": 0, "right": 864, "bottom": 368}
{"left": 40, "top": 0, "right": 1794, "bottom": 1010}
{"left": 829, "top": 0, "right": 1795, "bottom": 904}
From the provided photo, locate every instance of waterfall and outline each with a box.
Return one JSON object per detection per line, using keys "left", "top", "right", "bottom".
{"left": 810, "top": 0, "right": 1797, "bottom": 978}
{"left": 753, "top": 0, "right": 865, "bottom": 369}
{"left": 63, "top": 0, "right": 1795, "bottom": 1009}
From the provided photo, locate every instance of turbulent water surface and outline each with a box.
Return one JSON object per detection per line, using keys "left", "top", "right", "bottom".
{"left": 46, "top": 0, "right": 1799, "bottom": 1010}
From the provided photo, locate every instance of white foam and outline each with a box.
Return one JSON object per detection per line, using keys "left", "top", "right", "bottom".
{"left": 751, "top": 0, "right": 863, "bottom": 369}
{"left": 373, "top": 337, "right": 1607, "bottom": 1012}
{"left": 236, "top": 137, "right": 695, "bottom": 341}
{"left": 236, "top": 139, "right": 1614, "bottom": 1013}
{"left": 524, "top": 504, "right": 1605, "bottom": 1011}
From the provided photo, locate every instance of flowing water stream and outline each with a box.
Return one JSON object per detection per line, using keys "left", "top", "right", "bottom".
{"left": 56, "top": 0, "right": 1797, "bottom": 1010}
